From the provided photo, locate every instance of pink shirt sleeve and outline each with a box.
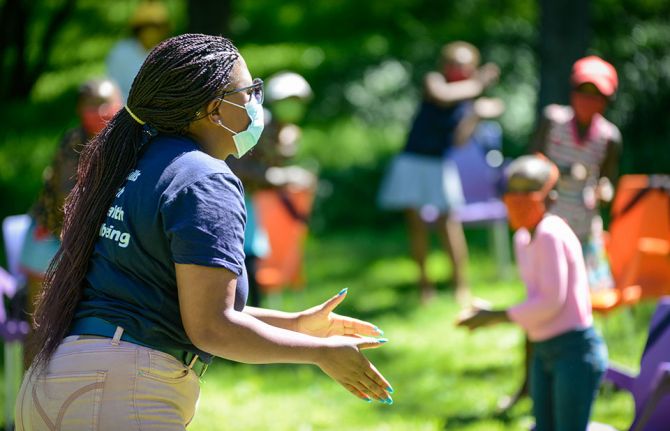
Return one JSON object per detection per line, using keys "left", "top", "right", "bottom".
{"left": 507, "top": 228, "right": 568, "bottom": 329}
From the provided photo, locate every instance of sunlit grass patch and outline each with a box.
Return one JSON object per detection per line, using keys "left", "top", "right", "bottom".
{"left": 186, "top": 227, "right": 642, "bottom": 430}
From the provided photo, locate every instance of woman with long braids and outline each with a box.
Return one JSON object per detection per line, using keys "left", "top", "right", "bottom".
{"left": 16, "top": 34, "right": 392, "bottom": 430}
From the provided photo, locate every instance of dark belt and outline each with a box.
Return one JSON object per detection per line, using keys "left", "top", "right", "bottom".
{"left": 69, "top": 317, "right": 208, "bottom": 377}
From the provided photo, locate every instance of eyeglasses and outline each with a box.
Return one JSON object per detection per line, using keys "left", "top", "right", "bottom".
{"left": 222, "top": 78, "right": 264, "bottom": 104}
{"left": 194, "top": 78, "right": 264, "bottom": 120}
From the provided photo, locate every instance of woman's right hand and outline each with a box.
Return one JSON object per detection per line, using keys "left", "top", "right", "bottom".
{"left": 316, "top": 336, "right": 393, "bottom": 404}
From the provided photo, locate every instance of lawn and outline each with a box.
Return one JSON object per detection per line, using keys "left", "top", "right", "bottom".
{"left": 0, "top": 225, "right": 650, "bottom": 430}
{"left": 183, "top": 225, "right": 649, "bottom": 431}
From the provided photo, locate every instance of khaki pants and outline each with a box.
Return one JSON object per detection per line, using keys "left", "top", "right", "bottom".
{"left": 15, "top": 329, "right": 200, "bottom": 430}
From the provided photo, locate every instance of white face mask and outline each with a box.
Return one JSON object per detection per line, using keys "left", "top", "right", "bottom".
{"left": 216, "top": 97, "right": 265, "bottom": 158}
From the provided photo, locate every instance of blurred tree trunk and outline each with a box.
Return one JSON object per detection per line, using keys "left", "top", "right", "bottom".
{"left": 0, "top": 0, "right": 76, "bottom": 100}
{"left": 537, "top": 0, "right": 590, "bottom": 113}
{"left": 187, "top": 0, "right": 232, "bottom": 36}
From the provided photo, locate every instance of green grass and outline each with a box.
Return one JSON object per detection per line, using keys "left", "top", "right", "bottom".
{"left": 183, "top": 226, "right": 648, "bottom": 431}
{"left": 0, "top": 225, "right": 650, "bottom": 429}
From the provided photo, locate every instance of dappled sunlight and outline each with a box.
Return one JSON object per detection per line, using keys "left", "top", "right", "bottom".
{"left": 213, "top": 228, "right": 639, "bottom": 430}
{"left": 227, "top": 227, "right": 644, "bottom": 429}
{"left": 242, "top": 44, "right": 326, "bottom": 79}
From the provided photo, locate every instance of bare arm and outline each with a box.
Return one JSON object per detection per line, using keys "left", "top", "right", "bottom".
{"left": 457, "top": 308, "right": 511, "bottom": 330}
{"left": 530, "top": 115, "right": 551, "bottom": 154}
{"left": 243, "top": 306, "right": 299, "bottom": 332}
{"left": 458, "top": 230, "right": 569, "bottom": 332}
{"left": 424, "top": 72, "right": 484, "bottom": 107}
{"left": 600, "top": 133, "right": 622, "bottom": 184}
{"left": 596, "top": 134, "right": 621, "bottom": 203}
{"left": 424, "top": 62, "right": 500, "bottom": 107}
{"left": 175, "top": 263, "right": 392, "bottom": 401}
{"left": 453, "top": 111, "right": 480, "bottom": 147}
{"left": 452, "top": 97, "right": 506, "bottom": 148}
{"left": 177, "top": 263, "right": 333, "bottom": 363}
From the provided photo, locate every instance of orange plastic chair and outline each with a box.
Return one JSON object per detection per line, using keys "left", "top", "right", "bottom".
{"left": 592, "top": 175, "right": 670, "bottom": 312}
{"left": 253, "top": 185, "right": 315, "bottom": 293}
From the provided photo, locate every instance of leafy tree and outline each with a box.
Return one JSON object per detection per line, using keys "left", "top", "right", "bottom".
{"left": 537, "top": 0, "right": 589, "bottom": 112}
{"left": 187, "top": 0, "right": 232, "bottom": 35}
{"left": 0, "top": 0, "right": 77, "bottom": 100}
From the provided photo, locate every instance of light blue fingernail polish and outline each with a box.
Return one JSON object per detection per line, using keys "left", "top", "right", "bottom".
{"left": 378, "top": 338, "right": 388, "bottom": 343}
{"left": 386, "top": 386, "right": 394, "bottom": 393}
{"left": 338, "top": 288, "right": 348, "bottom": 296}
{"left": 364, "top": 397, "right": 372, "bottom": 403}
{"left": 375, "top": 326, "right": 385, "bottom": 336}
{"left": 386, "top": 397, "right": 394, "bottom": 405}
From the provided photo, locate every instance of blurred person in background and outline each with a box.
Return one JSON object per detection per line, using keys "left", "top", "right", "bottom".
{"left": 17, "top": 35, "right": 391, "bottom": 431}
{"left": 227, "top": 71, "right": 317, "bottom": 306}
{"left": 19, "top": 78, "right": 122, "bottom": 364}
{"left": 106, "top": 0, "right": 170, "bottom": 101}
{"left": 532, "top": 55, "right": 621, "bottom": 293}
{"left": 378, "top": 41, "right": 499, "bottom": 304}
{"left": 498, "top": 55, "right": 621, "bottom": 414}
{"left": 458, "top": 154, "right": 608, "bottom": 431}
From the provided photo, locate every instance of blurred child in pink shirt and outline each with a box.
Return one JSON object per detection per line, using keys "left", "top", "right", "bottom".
{"left": 458, "top": 154, "right": 607, "bottom": 431}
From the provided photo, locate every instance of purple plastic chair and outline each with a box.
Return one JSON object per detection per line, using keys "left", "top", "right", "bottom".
{"left": 0, "top": 267, "right": 17, "bottom": 324}
{"left": 605, "top": 297, "right": 670, "bottom": 431}
{"left": 1, "top": 214, "right": 31, "bottom": 340}
{"left": 2, "top": 214, "right": 31, "bottom": 431}
{"left": 449, "top": 121, "right": 512, "bottom": 278}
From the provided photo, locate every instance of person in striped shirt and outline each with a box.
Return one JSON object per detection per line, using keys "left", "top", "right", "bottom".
{"left": 532, "top": 55, "right": 621, "bottom": 292}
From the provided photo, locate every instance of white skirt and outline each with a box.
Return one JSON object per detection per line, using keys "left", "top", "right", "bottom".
{"left": 378, "top": 153, "right": 464, "bottom": 213}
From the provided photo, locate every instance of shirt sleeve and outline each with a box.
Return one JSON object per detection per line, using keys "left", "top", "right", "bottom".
{"left": 507, "top": 228, "right": 568, "bottom": 329}
{"left": 161, "top": 173, "right": 246, "bottom": 275}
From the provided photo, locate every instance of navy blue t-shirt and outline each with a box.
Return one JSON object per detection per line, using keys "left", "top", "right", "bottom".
{"left": 74, "top": 135, "right": 248, "bottom": 361}
{"left": 404, "top": 100, "right": 472, "bottom": 157}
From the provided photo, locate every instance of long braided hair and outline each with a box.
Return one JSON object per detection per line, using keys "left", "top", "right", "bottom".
{"left": 31, "top": 34, "right": 240, "bottom": 371}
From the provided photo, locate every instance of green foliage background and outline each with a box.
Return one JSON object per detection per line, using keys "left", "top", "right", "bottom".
{"left": 1, "top": 0, "right": 668, "bottom": 229}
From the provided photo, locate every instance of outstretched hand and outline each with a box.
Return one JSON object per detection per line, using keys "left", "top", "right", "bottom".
{"left": 456, "top": 306, "right": 509, "bottom": 330}
{"left": 296, "top": 289, "right": 384, "bottom": 338}
{"left": 317, "top": 335, "right": 393, "bottom": 404}
{"left": 297, "top": 289, "right": 393, "bottom": 403}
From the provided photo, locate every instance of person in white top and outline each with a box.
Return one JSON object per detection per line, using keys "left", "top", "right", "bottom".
{"left": 106, "top": 1, "right": 170, "bottom": 101}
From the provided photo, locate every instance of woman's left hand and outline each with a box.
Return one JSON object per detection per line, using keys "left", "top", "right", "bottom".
{"left": 296, "top": 289, "right": 384, "bottom": 338}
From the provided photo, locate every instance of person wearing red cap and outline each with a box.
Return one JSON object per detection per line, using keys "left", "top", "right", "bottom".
{"left": 532, "top": 55, "right": 621, "bottom": 293}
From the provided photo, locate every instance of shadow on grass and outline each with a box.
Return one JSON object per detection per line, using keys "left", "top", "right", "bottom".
{"left": 332, "top": 280, "right": 423, "bottom": 319}
{"left": 443, "top": 408, "right": 518, "bottom": 429}
{"left": 459, "top": 364, "right": 513, "bottom": 379}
